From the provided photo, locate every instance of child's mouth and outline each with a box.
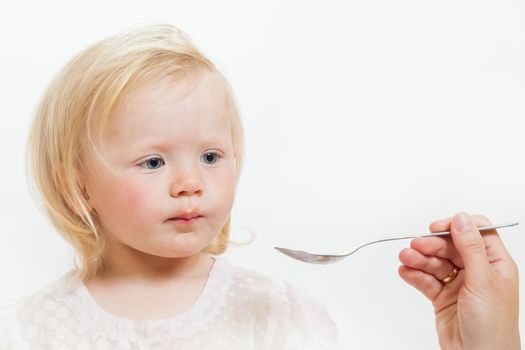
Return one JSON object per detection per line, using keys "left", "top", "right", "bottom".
{"left": 169, "top": 216, "right": 202, "bottom": 225}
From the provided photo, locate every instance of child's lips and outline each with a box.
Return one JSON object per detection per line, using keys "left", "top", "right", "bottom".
{"left": 171, "top": 211, "right": 202, "bottom": 220}
{"left": 168, "top": 215, "right": 202, "bottom": 225}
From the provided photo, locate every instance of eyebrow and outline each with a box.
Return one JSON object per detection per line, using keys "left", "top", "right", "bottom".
{"left": 135, "top": 137, "right": 230, "bottom": 151}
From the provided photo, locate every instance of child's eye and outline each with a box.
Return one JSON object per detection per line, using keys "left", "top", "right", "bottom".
{"left": 141, "top": 157, "right": 165, "bottom": 170}
{"left": 201, "top": 152, "right": 222, "bottom": 165}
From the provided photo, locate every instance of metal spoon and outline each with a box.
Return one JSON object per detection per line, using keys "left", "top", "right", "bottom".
{"left": 274, "top": 222, "right": 519, "bottom": 264}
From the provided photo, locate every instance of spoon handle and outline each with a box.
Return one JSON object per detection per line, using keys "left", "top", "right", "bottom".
{"left": 380, "top": 222, "right": 519, "bottom": 244}
{"left": 350, "top": 222, "right": 519, "bottom": 255}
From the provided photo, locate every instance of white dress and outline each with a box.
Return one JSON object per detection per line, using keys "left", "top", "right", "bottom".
{"left": 0, "top": 255, "right": 345, "bottom": 349}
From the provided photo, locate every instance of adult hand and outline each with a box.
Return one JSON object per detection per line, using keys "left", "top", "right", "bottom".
{"left": 398, "top": 212, "right": 520, "bottom": 350}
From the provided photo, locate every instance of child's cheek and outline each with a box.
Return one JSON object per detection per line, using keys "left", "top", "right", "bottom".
{"left": 117, "top": 180, "right": 155, "bottom": 218}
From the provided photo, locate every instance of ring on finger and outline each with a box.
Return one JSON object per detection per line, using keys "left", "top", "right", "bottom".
{"left": 440, "top": 266, "right": 459, "bottom": 284}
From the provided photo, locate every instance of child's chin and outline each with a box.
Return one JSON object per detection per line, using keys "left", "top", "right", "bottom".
{"left": 159, "top": 237, "right": 210, "bottom": 257}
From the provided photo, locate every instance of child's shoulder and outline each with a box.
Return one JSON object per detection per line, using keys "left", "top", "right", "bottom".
{"left": 0, "top": 271, "right": 78, "bottom": 348}
{"left": 220, "top": 256, "right": 332, "bottom": 317}
{"left": 0, "top": 270, "right": 78, "bottom": 312}
{"left": 223, "top": 256, "right": 289, "bottom": 289}
{"left": 219, "top": 256, "right": 343, "bottom": 349}
{"left": 1, "top": 271, "right": 78, "bottom": 314}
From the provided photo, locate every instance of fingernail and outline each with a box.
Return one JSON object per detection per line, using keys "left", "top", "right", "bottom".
{"left": 454, "top": 213, "right": 473, "bottom": 232}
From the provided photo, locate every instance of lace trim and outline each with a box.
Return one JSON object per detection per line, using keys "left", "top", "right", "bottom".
{"left": 63, "top": 255, "right": 234, "bottom": 341}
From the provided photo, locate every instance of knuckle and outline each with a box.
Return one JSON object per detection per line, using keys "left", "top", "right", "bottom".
{"left": 423, "top": 257, "right": 435, "bottom": 270}
{"left": 461, "top": 236, "right": 486, "bottom": 255}
{"left": 421, "top": 273, "right": 435, "bottom": 290}
{"left": 473, "top": 213, "right": 493, "bottom": 226}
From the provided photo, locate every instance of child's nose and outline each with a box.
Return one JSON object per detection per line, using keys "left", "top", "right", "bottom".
{"left": 169, "top": 168, "right": 203, "bottom": 198}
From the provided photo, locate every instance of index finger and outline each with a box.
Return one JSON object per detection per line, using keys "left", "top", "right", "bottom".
{"left": 410, "top": 235, "right": 463, "bottom": 268}
{"left": 430, "top": 214, "right": 514, "bottom": 268}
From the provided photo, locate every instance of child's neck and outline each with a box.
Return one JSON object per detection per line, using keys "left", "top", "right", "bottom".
{"left": 95, "top": 243, "right": 214, "bottom": 283}
{"left": 82, "top": 250, "right": 216, "bottom": 320}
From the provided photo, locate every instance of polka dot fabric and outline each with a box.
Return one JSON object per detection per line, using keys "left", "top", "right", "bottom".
{"left": 0, "top": 256, "right": 344, "bottom": 349}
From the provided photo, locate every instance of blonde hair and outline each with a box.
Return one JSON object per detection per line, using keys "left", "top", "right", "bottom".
{"left": 27, "top": 23, "right": 248, "bottom": 280}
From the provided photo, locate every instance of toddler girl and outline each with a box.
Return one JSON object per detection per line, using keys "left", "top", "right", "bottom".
{"left": 0, "top": 24, "right": 344, "bottom": 349}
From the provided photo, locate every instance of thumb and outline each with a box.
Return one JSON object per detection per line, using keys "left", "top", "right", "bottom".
{"left": 450, "top": 212, "right": 491, "bottom": 286}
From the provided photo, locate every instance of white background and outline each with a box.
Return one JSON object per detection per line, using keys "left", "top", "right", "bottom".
{"left": 1, "top": 1, "right": 524, "bottom": 349}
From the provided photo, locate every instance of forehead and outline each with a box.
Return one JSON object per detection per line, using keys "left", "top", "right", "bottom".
{"left": 105, "top": 72, "right": 232, "bottom": 145}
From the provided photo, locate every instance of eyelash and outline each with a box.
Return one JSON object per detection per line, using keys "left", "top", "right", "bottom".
{"left": 140, "top": 152, "right": 223, "bottom": 170}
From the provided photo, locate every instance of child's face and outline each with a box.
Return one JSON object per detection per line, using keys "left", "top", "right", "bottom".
{"left": 80, "top": 72, "right": 236, "bottom": 261}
